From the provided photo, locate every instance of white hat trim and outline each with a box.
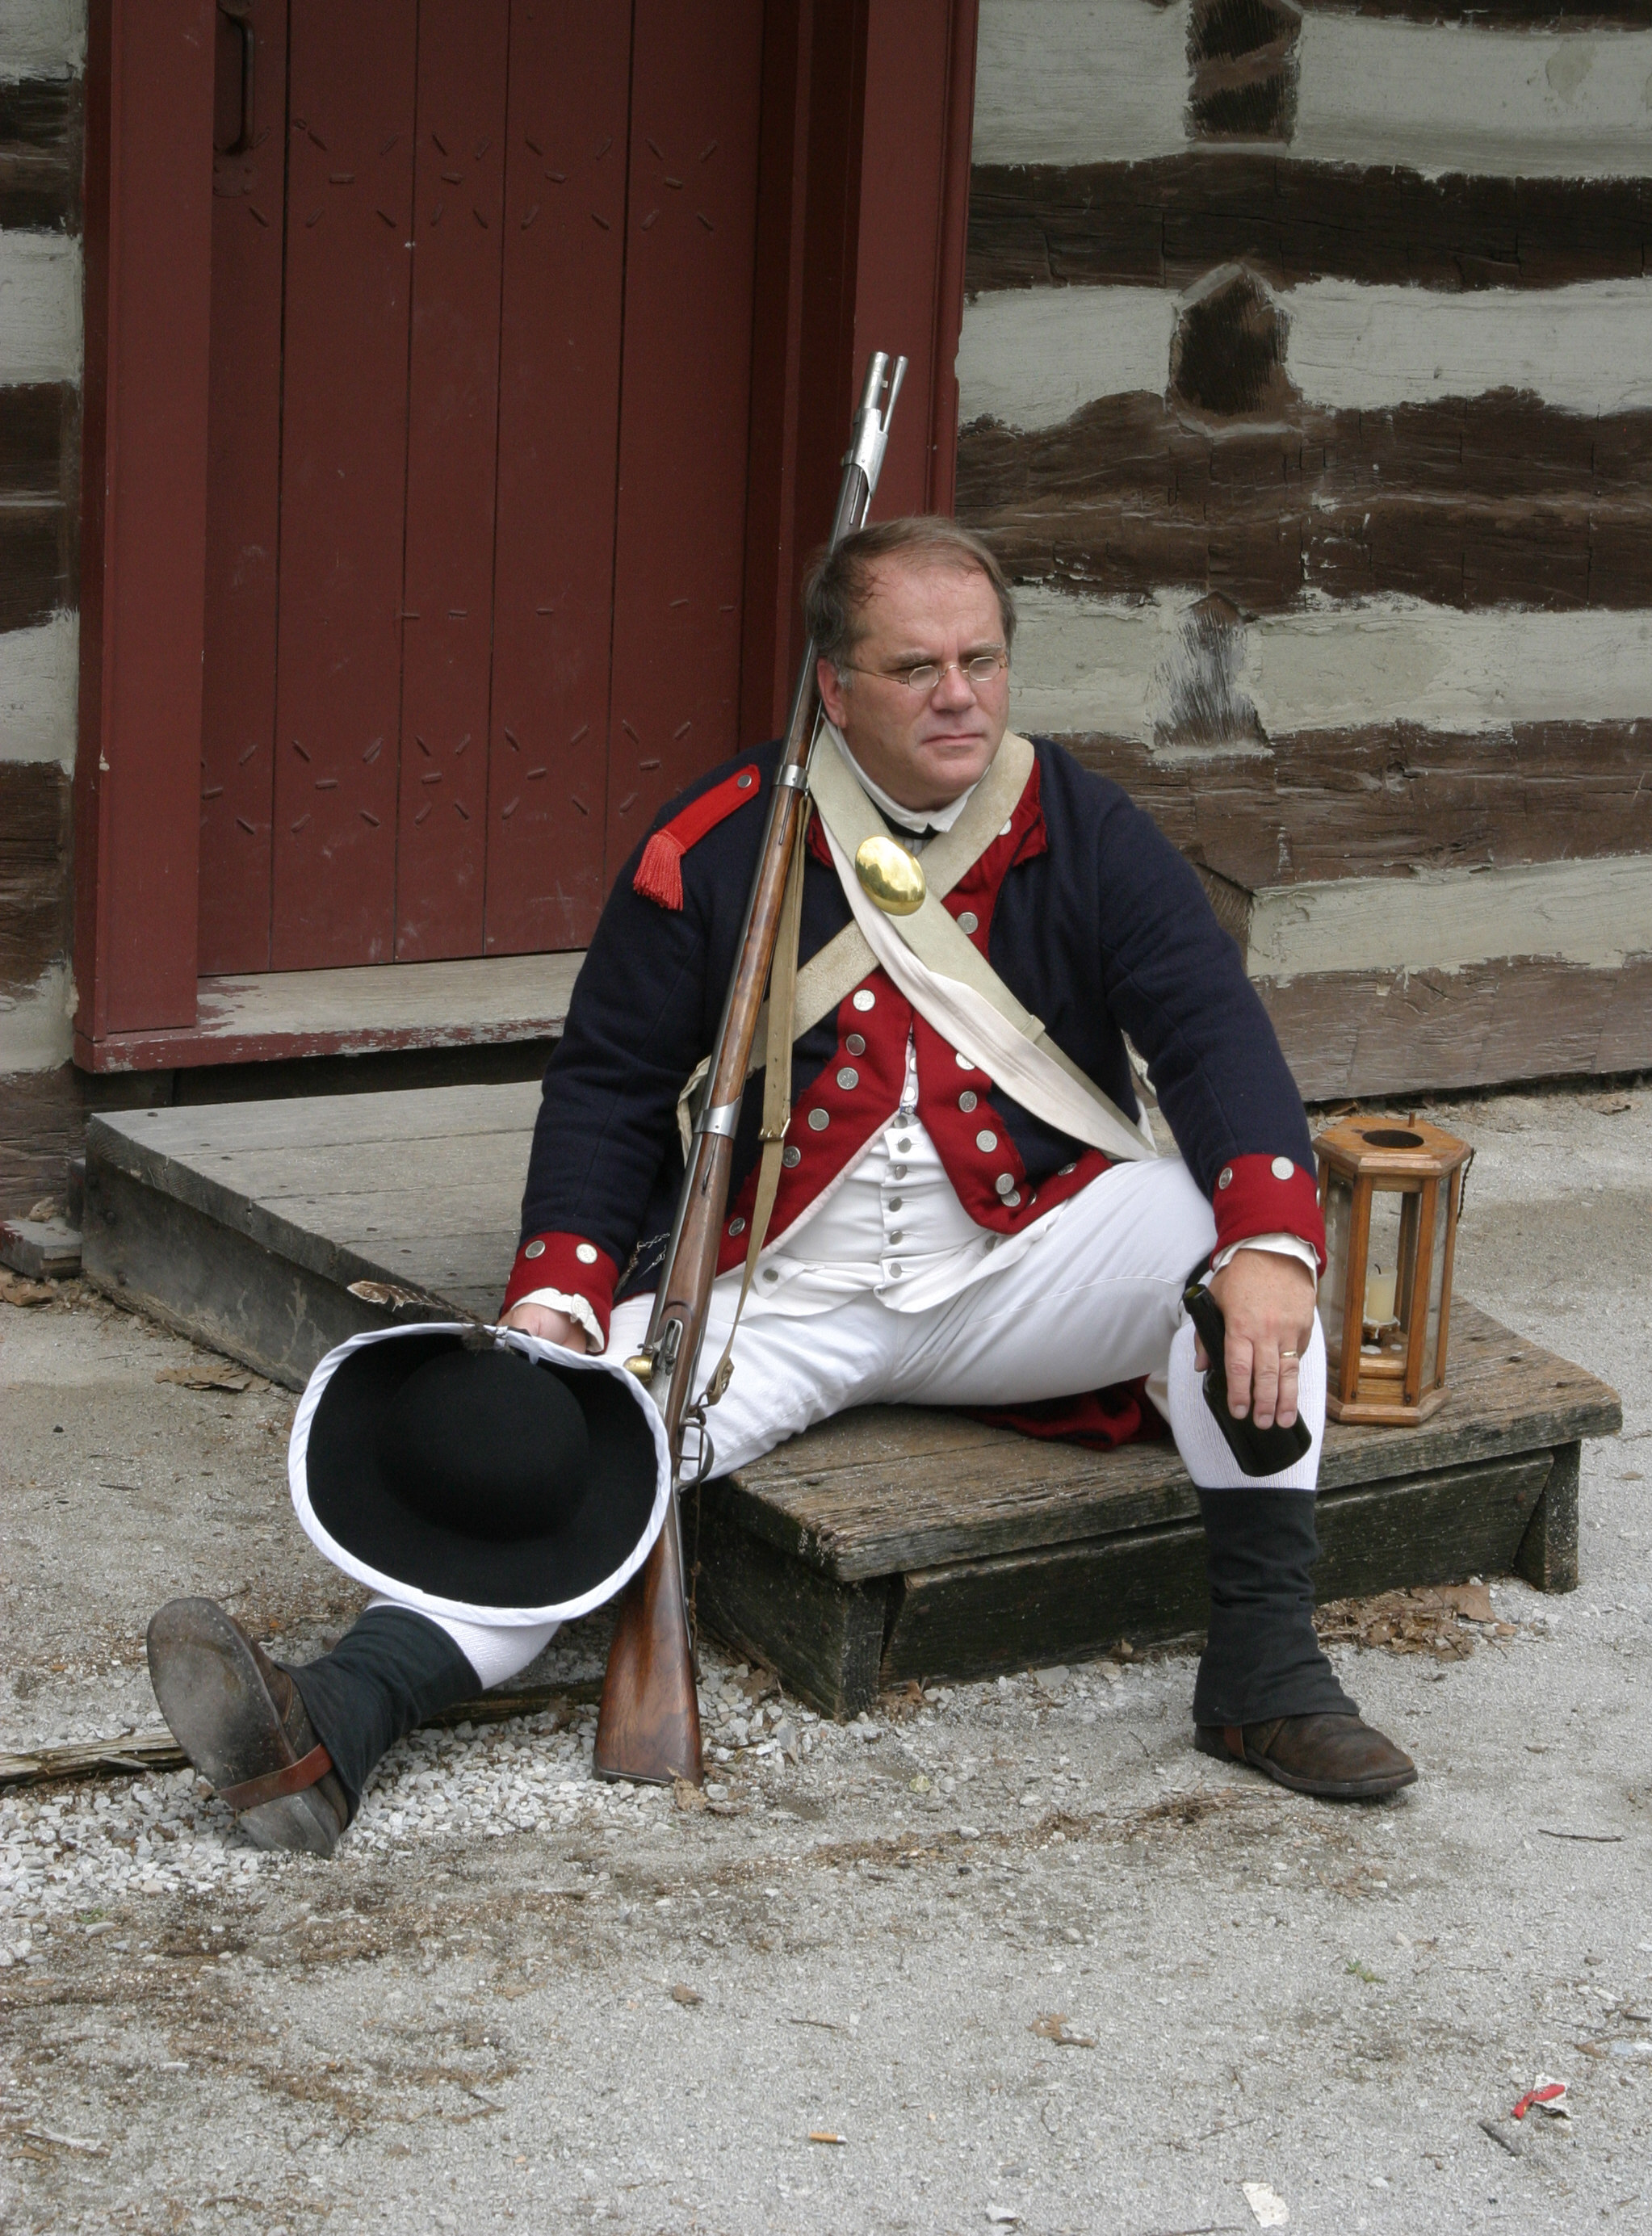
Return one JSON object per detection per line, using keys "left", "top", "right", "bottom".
{"left": 288, "top": 1324, "right": 673, "bottom": 1628}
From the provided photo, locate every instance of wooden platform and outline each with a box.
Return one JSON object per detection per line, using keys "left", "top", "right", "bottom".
{"left": 83, "top": 1088, "right": 1621, "bottom": 1714}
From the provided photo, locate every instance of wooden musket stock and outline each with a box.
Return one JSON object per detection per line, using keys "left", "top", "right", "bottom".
{"left": 593, "top": 353, "right": 907, "bottom": 1785}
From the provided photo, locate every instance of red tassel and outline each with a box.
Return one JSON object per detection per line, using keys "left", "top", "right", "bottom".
{"left": 634, "top": 829, "right": 686, "bottom": 910}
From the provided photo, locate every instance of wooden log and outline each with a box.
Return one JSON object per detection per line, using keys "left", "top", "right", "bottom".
{"left": 688, "top": 1479, "right": 891, "bottom": 1718}
{"left": 0, "top": 74, "right": 82, "bottom": 232}
{"left": 879, "top": 1449, "right": 1555, "bottom": 1688}
{"left": 0, "top": 761, "right": 71, "bottom": 1001}
{"left": 1060, "top": 721, "right": 1652, "bottom": 892}
{"left": 1256, "top": 954, "right": 1652, "bottom": 1098}
{"left": 959, "top": 384, "right": 1652, "bottom": 615}
{"left": 966, "top": 155, "right": 1652, "bottom": 298}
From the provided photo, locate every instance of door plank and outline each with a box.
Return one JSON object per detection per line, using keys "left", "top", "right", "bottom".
{"left": 199, "top": 0, "right": 288, "bottom": 974}
{"left": 484, "top": 0, "right": 634, "bottom": 956}
{"left": 603, "top": 0, "right": 767, "bottom": 875}
{"left": 393, "top": 0, "right": 510, "bottom": 961}
{"left": 270, "top": 2, "right": 417, "bottom": 970}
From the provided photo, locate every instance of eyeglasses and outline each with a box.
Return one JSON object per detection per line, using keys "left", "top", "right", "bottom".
{"left": 841, "top": 650, "right": 1008, "bottom": 694}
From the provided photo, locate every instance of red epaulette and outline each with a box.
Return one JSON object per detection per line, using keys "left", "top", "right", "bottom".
{"left": 633, "top": 763, "right": 762, "bottom": 910}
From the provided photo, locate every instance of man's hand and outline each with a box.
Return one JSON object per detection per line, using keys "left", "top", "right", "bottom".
{"left": 500, "top": 1301, "right": 591, "bottom": 1353}
{"left": 1200, "top": 1251, "right": 1317, "bottom": 1429}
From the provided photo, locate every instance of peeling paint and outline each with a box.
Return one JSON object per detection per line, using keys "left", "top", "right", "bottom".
{"left": 0, "top": 0, "right": 86, "bottom": 83}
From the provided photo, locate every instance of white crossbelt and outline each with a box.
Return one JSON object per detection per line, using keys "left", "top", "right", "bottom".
{"left": 809, "top": 726, "right": 1159, "bottom": 1164}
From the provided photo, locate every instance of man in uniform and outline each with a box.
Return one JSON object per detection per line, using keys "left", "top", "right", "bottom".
{"left": 497, "top": 517, "right": 1414, "bottom": 1801}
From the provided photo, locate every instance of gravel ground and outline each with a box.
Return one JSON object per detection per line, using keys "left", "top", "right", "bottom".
{"left": 0, "top": 1082, "right": 1647, "bottom": 2235}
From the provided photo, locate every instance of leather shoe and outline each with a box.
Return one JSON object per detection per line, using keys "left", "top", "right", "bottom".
{"left": 1195, "top": 1712, "right": 1416, "bottom": 1800}
{"left": 147, "top": 1597, "right": 351, "bottom": 1856}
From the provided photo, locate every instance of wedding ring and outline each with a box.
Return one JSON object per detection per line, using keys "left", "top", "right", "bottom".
{"left": 1279, "top": 1348, "right": 1300, "bottom": 1360}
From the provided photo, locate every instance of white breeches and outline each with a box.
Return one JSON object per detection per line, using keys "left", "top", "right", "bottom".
{"left": 366, "top": 1158, "right": 1324, "bottom": 1691}
{"left": 612, "top": 1154, "right": 1325, "bottom": 1489}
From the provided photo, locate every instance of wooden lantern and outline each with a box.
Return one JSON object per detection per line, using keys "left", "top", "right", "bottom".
{"left": 1313, "top": 1117, "right": 1474, "bottom": 1425}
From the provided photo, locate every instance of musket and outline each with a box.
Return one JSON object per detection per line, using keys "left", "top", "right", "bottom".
{"left": 593, "top": 351, "right": 908, "bottom": 1785}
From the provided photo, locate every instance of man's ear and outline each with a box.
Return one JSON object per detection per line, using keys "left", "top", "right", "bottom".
{"left": 816, "top": 656, "right": 849, "bottom": 728}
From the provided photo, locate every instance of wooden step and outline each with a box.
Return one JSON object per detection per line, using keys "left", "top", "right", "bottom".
{"left": 82, "top": 1088, "right": 1621, "bottom": 1714}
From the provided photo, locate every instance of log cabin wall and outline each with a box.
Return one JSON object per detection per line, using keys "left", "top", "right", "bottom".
{"left": 0, "top": 1, "right": 103, "bottom": 1215}
{"left": 960, "top": 0, "right": 1652, "bottom": 1100}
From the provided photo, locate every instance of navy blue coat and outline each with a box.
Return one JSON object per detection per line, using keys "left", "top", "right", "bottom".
{"left": 501, "top": 736, "right": 1323, "bottom": 1336}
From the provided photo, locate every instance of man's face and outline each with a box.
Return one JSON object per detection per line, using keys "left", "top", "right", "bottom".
{"left": 816, "top": 557, "right": 1009, "bottom": 812}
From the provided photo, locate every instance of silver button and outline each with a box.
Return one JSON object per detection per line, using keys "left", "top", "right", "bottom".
{"left": 891, "top": 1164, "right": 907, "bottom": 1180}
{"left": 888, "top": 1265, "right": 903, "bottom": 1279}
{"left": 853, "top": 988, "right": 875, "bottom": 1012}
{"left": 1218, "top": 1165, "right": 1233, "bottom": 1189}
{"left": 957, "top": 910, "right": 979, "bottom": 934}
{"left": 1059, "top": 1161, "right": 1077, "bottom": 1176}
{"left": 897, "top": 1137, "right": 912, "bottom": 1153}
{"left": 887, "top": 1195, "right": 903, "bottom": 1211}
{"left": 1000, "top": 820, "right": 1012, "bottom": 836}
{"left": 955, "top": 1051, "right": 975, "bottom": 1070}
{"left": 808, "top": 1109, "right": 830, "bottom": 1131}
{"left": 975, "top": 1130, "right": 998, "bottom": 1152}
{"left": 959, "top": 1090, "right": 978, "bottom": 1114}
{"left": 782, "top": 1143, "right": 801, "bottom": 1168}
{"left": 523, "top": 1240, "right": 546, "bottom": 1259}
{"left": 836, "top": 1066, "right": 859, "bottom": 1090}
{"left": 845, "top": 1033, "right": 866, "bottom": 1056}
{"left": 737, "top": 772, "right": 754, "bottom": 787}
{"left": 1271, "top": 1156, "right": 1294, "bottom": 1181}
{"left": 1004, "top": 1189, "right": 1021, "bottom": 1208}
{"left": 574, "top": 1243, "right": 598, "bottom": 1265}
{"left": 996, "top": 1173, "right": 1015, "bottom": 1197}
{"left": 762, "top": 1268, "right": 778, "bottom": 1282}
{"left": 727, "top": 1218, "right": 746, "bottom": 1236}
{"left": 888, "top": 1229, "right": 903, "bottom": 1244}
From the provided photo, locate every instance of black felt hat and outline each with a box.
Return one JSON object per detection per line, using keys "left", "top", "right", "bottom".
{"left": 289, "top": 1325, "right": 669, "bottom": 1621}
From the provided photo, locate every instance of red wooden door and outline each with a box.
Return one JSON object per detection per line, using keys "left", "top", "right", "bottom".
{"left": 198, "top": 0, "right": 766, "bottom": 975}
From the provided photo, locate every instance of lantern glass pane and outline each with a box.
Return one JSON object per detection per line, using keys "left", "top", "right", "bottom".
{"left": 1364, "top": 1189, "right": 1407, "bottom": 1336}
{"left": 1319, "top": 1172, "right": 1355, "bottom": 1374}
{"left": 1424, "top": 1178, "right": 1451, "bottom": 1386}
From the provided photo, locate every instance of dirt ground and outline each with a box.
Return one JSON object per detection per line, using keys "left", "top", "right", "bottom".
{"left": 1, "top": 1083, "right": 1647, "bottom": 2236}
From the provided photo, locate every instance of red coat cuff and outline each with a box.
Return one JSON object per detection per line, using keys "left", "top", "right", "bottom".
{"left": 1212, "top": 1153, "right": 1326, "bottom": 1273}
{"left": 499, "top": 1233, "right": 618, "bottom": 1341}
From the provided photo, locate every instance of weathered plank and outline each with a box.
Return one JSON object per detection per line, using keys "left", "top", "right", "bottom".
{"left": 878, "top": 1448, "right": 1555, "bottom": 1690}
{"left": 690, "top": 1481, "right": 891, "bottom": 1719}
{"left": 1516, "top": 1440, "right": 1581, "bottom": 1594}
{"left": 80, "top": 1155, "right": 412, "bottom": 1387}
{"left": 726, "top": 1302, "right": 1621, "bottom": 1585}
{"left": 967, "top": 155, "right": 1652, "bottom": 298}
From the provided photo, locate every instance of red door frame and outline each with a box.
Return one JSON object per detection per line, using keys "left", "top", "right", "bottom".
{"left": 72, "top": 0, "right": 978, "bottom": 1071}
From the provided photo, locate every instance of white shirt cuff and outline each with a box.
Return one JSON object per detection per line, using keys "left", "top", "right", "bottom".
{"left": 1210, "top": 1231, "right": 1319, "bottom": 1279}
{"left": 509, "top": 1286, "right": 603, "bottom": 1353}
